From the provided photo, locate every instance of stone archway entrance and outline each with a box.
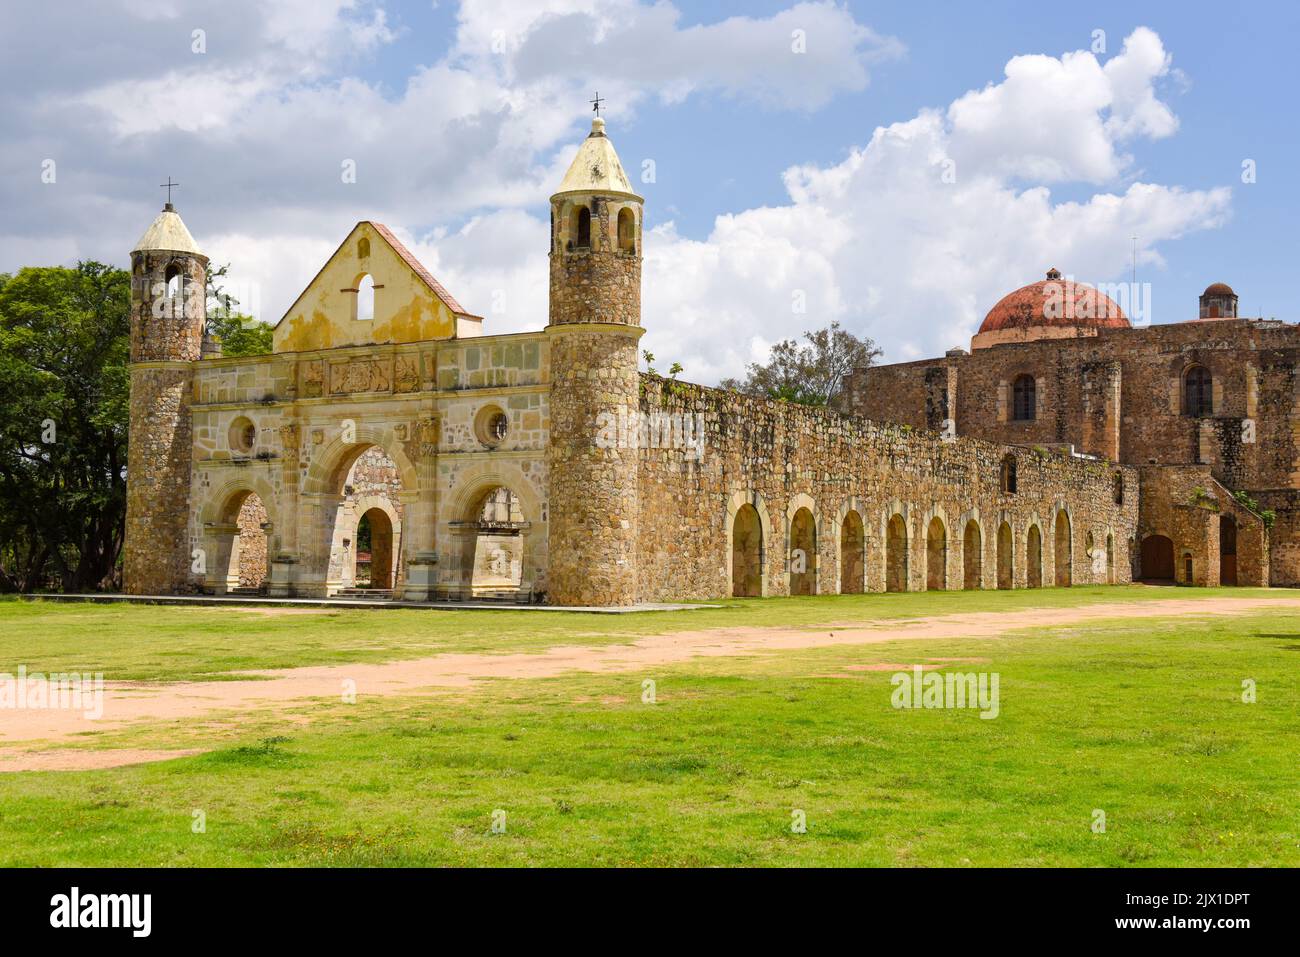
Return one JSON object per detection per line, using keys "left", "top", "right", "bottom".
{"left": 789, "top": 507, "right": 817, "bottom": 596}
{"left": 840, "top": 510, "right": 864, "bottom": 594}
{"left": 457, "top": 486, "right": 527, "bottom": 599}
{"left": 996, "top": 522, "right": 1013, "bottom": 589}
{"left": 1026, "top": 525, "right": 1042, "bottom": 587}
{"left": 323, "top": 445, "right": 406, "bottom": 596}
{"left": 355, "top": 507, "right": 395, "bottom": 590}
{"left": 1140, "top": 535, "right": 1175, "bottom": 582}
{"left": 732, "top": 503, "right": 764, "bottom": 597}
{"left": 204, "top": 488, "right": 271, "bottom": 596}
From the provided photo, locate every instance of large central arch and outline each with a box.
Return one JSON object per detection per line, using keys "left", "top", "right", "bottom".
{"left": 296, "top": 426, "right": 422, "bottom": 598}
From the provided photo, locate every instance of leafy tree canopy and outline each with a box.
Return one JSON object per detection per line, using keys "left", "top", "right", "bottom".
{"left": 0, "top": 262, "right": 130, "bottom": 590}
{"left": 719, "top": 321, "right": 881, "bottom": 406}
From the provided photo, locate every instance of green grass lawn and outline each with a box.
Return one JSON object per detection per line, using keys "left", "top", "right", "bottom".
{"left": 0, "top": 585, "right": 1279, "bottom": 681}
{"left": 1, "top": 588, "right": 1297, "bottom": 866}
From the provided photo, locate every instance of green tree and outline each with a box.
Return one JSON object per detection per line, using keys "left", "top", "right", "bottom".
{"left": 719, "top": 321, "right": 881, "bottom": 406}
{"left": 206, "top": 263, "right": 273, "bottom": 357}
{"left": 0, "top": 262, "right": 131, "bottom": 591}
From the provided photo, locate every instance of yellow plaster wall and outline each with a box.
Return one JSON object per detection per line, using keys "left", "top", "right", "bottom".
{"left": 273, "top": 222, "right": 458, "bottom": 353}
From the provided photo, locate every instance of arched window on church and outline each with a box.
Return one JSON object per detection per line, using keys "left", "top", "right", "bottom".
{"left": 617, "top": 207, "right": 635, "bottom": 252}
{"left": 574, "top": 206, "right": 591, "bottom": 249}
{"left": 357, "top": 237, "right": 370, "bottom": 259}
{"left": 356, "top": 274, "right": 375, "bottom": 321}
{"left": 1012, "top": 374, "right": 1036, "bottom": 421}
{"left": 1184, "top": 365, "right": 1213, "bottom": 417}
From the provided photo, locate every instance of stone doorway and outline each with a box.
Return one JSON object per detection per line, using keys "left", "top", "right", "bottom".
{"left": 1140, "top": 535, "right": 1175, "bottom": 582}
{"left": 1220, "top": 515, "right": 1238, "bottom": 586}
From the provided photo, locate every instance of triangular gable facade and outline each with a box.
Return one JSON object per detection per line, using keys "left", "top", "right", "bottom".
{"left": 273, "top": 221, "right": 479, "bottom": 353}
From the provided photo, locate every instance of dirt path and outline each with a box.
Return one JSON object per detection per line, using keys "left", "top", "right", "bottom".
{"left": 3, "top": 595, "right": 1298, "bottom": 771}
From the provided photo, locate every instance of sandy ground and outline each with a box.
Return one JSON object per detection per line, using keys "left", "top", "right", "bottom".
{"left": 3, "top": 595, "right": 1298, "bottom": 771}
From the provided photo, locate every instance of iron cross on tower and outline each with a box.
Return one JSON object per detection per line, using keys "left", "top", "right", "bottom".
{"left": 160, "top": 177, "right": 179, "bottom": 205}
{"left": 590, "top": 92, "right": 604, "bottom": 118}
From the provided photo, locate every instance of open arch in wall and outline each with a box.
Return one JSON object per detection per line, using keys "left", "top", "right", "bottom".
{"left": 788, "top": 503, "right": 817, "bottom": 596}
{"left": 926, "top": 516, "right": 947, "bottom": 590}
{"left": 1054, "top": 509, "right": 1072, "bottom": 586}
{"left": 457, "top": 486, "right": 527, "bottom": 598}
{"left": 1106, "top": 532, "right": 1116, "bottom": 584}
{"left": 840, "top": 508, "right": 865, "bottom": 594}
{"left": 199, "top": 480, "right": 277, "bottom": 596}
{"left": 445, "top": 466, "right": 546, "bottom": 601}
{"left": 726, "top": 490, "right": 772, "bottom": 598}
{"left": 996, "top": 521, "right": 1014, "bottom": 589}
{"left": 732, "top": 504, "right": 764, "bottom": 597}
{"left": 300, "top": 433, "right": 418, "bottom": 597}
{"left": 963, "top": 519, "right": 982, "bottom": 590}
{"left": 355, "top": 506, "right": 395, "bottom": 589}
{"left": 1026, "top": 524, "right": 1043, "bottom": 587}
{"left": 617, "top": 207, "right": 636, "bottom": 252}
{"left": 886, "top": 514, "right": 908, "bottom": 592}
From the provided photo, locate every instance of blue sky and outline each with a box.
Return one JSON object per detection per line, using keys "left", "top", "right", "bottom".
{"left": 2, "top": 0, "right": 1296, "bottom": 379}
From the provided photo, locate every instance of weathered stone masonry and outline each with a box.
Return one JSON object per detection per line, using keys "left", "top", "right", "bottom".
{"left": 124, "top": 121, "right": 1152, "bottom": 606}
{"left": 635, "top": 378, "right": 1137, "bottom": 602}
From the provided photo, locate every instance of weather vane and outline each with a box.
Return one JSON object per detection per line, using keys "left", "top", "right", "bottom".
{"left": 160, "top": 177, "right": 179, "bottom": 205}
{"left": 590, "top": 91, "right": 604, "bottom": 118}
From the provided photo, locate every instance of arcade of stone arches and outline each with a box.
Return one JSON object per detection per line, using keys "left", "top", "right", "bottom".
{"left": 727, "top": 491, "right": 1132, "bottom": 596}
{"left": 201, "top": 440, "right": 534, "bottom": 600}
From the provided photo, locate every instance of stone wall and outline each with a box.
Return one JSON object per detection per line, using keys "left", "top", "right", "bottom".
{"left": 842, "top": 318, "right": 1300, "bottom": 584}
{"left": 636, "top": 377, "right": 1139, "bottom": 602}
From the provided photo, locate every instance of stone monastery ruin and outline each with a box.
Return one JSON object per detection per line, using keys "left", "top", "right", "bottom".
{"left": 123, "top": 118, "right": 1274, "bottom": 606}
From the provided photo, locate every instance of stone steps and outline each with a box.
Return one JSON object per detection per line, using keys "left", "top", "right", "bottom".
{"left": 334, "top": 588, "right": 397, "bottom": 600}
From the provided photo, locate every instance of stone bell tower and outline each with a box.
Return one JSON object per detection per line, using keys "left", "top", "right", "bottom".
{"left": 545, "top": 115, "right": 644, "bottom": 605}
{"left": 123, "top": 200, "right": 208, "bottom": 594}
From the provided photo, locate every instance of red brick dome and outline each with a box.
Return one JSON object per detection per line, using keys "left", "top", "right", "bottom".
{"left": 978, "top": 268, "right": 1131, "bottom": 337}
{"left": 1202, "top": 281, "right": 1235, "bottom": 297}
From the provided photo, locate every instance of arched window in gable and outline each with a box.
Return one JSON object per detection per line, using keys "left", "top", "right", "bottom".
{"left": 356, "top": 274, "right": 375, "bottom": 321}
{"left": 358, "top": 237, "right": 370, "bottom": 259}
